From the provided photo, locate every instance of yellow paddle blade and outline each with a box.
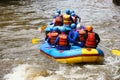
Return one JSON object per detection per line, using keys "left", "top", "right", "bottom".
{"left": 38, "top": 25, "right": 47, "bottom": 32}
{"left": 112, "top": 50, "right": 120, "bottom": 56}
{"left": 41, "top": 25, "right": 47, "bottom": 31}
{"left": 32, "top": 38, "right": 40, "bottom": 44}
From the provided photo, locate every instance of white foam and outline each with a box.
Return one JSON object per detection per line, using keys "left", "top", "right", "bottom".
{"left": 4, "top": 64, "right": 30, "bottom": 80}
{"left": 4, "top": 64, "right": 66, "bottom": 80}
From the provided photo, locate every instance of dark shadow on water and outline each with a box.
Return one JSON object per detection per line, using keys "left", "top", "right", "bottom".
{"left": 0, "top": 0, "right": 34, "bottom": 6}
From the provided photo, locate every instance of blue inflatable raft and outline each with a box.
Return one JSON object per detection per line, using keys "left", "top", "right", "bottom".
{"left": 40, "top": 43, "right": 104, "bottom": 64}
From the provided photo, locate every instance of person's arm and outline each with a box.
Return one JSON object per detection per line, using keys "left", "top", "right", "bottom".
{"left": 76, "top": 15, "right": 81, "bottom": 22}
{"left": 84, "top": 32, "right": 88, "bottom": 42}
{"left": 78, "top": 17, "right": 81, "bottom": 22}
{"left": 45, "top": 36, "right": 48, "bottom": 40}
{"left": 70, "top": 16, "right": 74, "bottom": 23}
{"left": 73, "top": 31, "right": 79, "bottom": 40}
{"left": 71, "top": 31, "right": 79, "bottom": 44}
{"left": 95, "top": 33, "right": 100, "bottom": 44}
{"left": 47, "top": 37, "right": 50, "bottom": 44}
{"left": 68, "top": 31, "right": 73, "bottom": 42}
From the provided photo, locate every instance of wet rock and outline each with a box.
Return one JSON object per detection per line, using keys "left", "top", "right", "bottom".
{"left": 113, "top": 0, "right": 120, "bottom": 6}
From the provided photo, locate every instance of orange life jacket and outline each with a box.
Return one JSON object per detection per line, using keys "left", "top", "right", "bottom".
{"left": 85, "top": 32, "right": 96, "bottom": 47}
{"left": 54, "top": 16, "right": 63, "bottom": 26}
{"left": 59, "top": 14, "right": 63, "bottom": 18}
{"left": 47, "top": 32, "right": 51, "bottom": 38}
{"left": 50, "top": 32, "right": 58, "bottom": 44}
{"left": 59, "top": 34, "right": 68, "bottom": 46}
{"left": 78, "top": 30, "right": 86, "bottom": 42}
{"left": 63, "top": 14, "right": 72, "bottom": 25}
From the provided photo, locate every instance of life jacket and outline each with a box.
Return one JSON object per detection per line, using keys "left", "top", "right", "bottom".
{"left": 72, "top": 16, "right": 77, "bottom": 23}
{"left": 78, "top": 30, "right": 86, "bottom": 42}
{"left": 59, "top": 34, "right": 68, "bottom": 46}
{"left": 63, "top": 14, "right": 72, "bottom": 25}
{"left": 47, "top": 32, "right": 51, "bottom": 38}
{"left": 59, "top": 14, "right": 63, "bottom": 18}
{"left": 85, "top": 32, "right": 96, "bottom": 47}
{"left": 54, "top": 16, "right": 63, "bottom": 26}
{"left": 49, "top": 32, "right": 58, "bottom": 44}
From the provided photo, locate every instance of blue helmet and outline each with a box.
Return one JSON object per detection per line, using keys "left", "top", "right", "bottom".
{"left": 71, "top": 13, "right": 75, "bottom": 16}
{"left": 53, "top": 27, "right": 58, "bottom": 32}
{"left": 50, "top": 27, "right": 53, "bottom": 32}
{"left": 71, "top": 23, "right": 76, "bottom": 29}
{"left": 66, "top": 9, "right": 70, "bottom": 14}
{"left": 57, "top": 10, "right": 61, "bottom": 14}
{"left": 61, "top": 28, "right": 66, "bottom": 32}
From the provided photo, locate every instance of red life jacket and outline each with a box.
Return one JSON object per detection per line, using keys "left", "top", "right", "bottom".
{"left": 78, "top": 30, "right": 86, "bottom": 42}
{"left": 54, "top": 16, "right": 63, "bottom": 26}
{"left": 85, "top": 32, "right": 96, "bottom": 47}
{"left": 59, "top": 34, "right": 68, "bottom": 46}
{"left": 50, "top": 32, "right": 58, "bottom": 44}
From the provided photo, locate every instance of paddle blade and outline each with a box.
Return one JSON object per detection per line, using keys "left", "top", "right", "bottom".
{"left": 112, "top": 50, "right": 120, "bottom": 56}
{"left": 32, "top": 38, "right": 40, "bottom": 44}
{"left": 38, "top": 25, "right": 47, "bottom": 33}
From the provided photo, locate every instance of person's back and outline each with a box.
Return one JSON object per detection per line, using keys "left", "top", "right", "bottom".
{"left": 45, "top": 27, "right": 53, "bottom": 40}
{"left": 55, "top": 28, "right": 71, "bottom": 50}
{"left": 71, "top": 10, "right": 81, "bottom": 24}
{"left": 68, "top": 23, "right": 85, "bottom": 47}
{"left": 68, "top": 23, "right": 79, "bottom": 44}
{"left": 47, "top": 27, "right": 59, "bottom": 46}
{"left": 54, "top": 10, "right": 63, "bottom": 26}
{"left": 56, "top": 9, "right": 63, "bottom": 19}
{"left": 78, "top": 29, "right": 86, "bottom": 42}
{"left": 84, "top": 25, "right": 100, "bottom": 48}
{"left": 76, "top": 24, "right": 86, "bottom": 42}
{"left": 63, "top": 9, "right": 73, "bottom": 25}
{"left": 54, "top": 16, "right": 63, "bottom": 26}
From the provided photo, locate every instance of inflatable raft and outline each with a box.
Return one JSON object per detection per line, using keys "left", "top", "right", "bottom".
{"left": 40, "top": 43, "right": 104, "bottom": 64}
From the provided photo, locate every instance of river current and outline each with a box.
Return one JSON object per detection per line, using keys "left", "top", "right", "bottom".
{"left": 0, "top": 0, "right": 120, "bottom": 80}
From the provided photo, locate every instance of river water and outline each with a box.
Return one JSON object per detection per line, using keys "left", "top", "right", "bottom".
{"left": 0, "top": 0, "right": 120, "bottom": 80}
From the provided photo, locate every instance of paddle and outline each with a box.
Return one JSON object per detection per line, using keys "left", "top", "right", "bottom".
{"left": 32, "top": 38, "right": 41, "bottom": 44}
{"left": 38, "top": 24, "right": 47, "bottom": 33}
{"left": 99, "top": 44, "right": 120, "bottom": 56}
{"left": 32, "top": 25, "right": 47, "bottom": 44}
{"left": 32, "top": 37, "right": 46, "bottom": 44}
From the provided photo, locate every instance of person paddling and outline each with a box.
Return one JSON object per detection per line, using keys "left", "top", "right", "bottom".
{"left": 68, "top": 23, "right": 85, "bottom": 47}
{"left": 54, "top": 28, "right": 71, "bottom": 50}
{"left": 47, "top": 27, "right": 59, "bottom": 46}
{"left": 54, "top": 13, "right": 63, "bottom": 26}
{"left": 63, "top": 9, "right": 74, "bottom": 26}
{"left": 84, "top": 25, "right": 100, "bottom": 48}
